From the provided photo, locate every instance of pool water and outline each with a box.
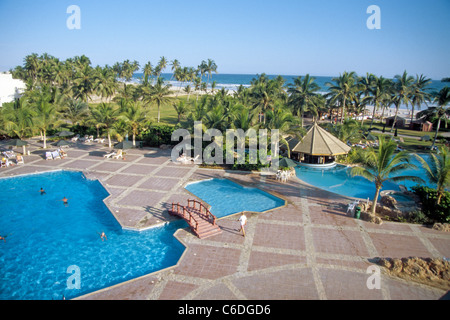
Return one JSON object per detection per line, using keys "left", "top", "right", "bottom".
{"left": 0, "top": 171, "right": 185, "bottom": 300}
{"left": 295, "top": 154, "right": 436, "bottom": 200}
{"left": 185, "top": 178, "right": 285, "bottom": 217}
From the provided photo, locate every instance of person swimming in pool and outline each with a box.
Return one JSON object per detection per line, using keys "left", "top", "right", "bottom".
{"left": 59, "top": 197, "right": 69, "bottom": 206}
{"left": 99, "top": 231, "right": 107, "bottom": 241}
{"left": 40, "top": 188, "right": 46, "bottom": 195}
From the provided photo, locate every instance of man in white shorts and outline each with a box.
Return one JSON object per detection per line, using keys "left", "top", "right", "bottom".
{"left": 238, "top": 213, "right": 247, "bottom": 237}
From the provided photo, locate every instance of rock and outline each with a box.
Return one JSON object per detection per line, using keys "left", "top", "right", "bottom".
{"left": 375, "top": 257, "right": 450, "bottom": 290}
{"left": 432, "top": 223, "right": 450, "bottom": 232}
{"left": 380, "top": 195, "right": 397, "bottom": 209}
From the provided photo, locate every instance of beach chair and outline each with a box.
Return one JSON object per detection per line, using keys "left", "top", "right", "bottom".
{"left": 16, "top": 155, "right": 24, "bottom": 164}
{"left": 113, "top": 150, "right": 123, "bottom": 159}
{"left": 346, "top": 200, "right": 360, "bottom": 215}
{"left": 71, "top": 136, "right": 78, "bottom": 142}
{"left": 103, "top": 151, "right": 116, "bottom": 158}
{"left": 45, "top": 152, "right": 53, "bottom": 160}
{"left": 51, "top": 151, "right": 61, "bottom": 160}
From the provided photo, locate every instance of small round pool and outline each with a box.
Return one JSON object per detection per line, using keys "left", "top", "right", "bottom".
{"left": 185, "top": 178, "right": 285, "bottom": 217}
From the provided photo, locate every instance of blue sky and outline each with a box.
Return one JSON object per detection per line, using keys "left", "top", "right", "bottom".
{"left": 0, "top": 0, "right": 449, "bottom": 79}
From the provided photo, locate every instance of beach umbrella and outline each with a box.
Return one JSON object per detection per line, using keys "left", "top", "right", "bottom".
{"left": 113, "top": 140, "right": 134, "bottom": 150}
{"left": 365, "top": 133, "right": 377, "bottom": 141}
{"left": 278, "top": 157, "right": 298, "bottom": 168}
{"left": 57, "top": 131, "right": 75, "bottom": 137}
{"left": 54, "top": 140, "right": 73, "bottom": 147}
{"left": 5, "top": 139, "right": 29, "bottom": 155}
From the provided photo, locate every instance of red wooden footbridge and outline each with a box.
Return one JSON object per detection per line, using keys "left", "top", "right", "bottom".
{"left": 169, "top": 199, "right": 222, "bottom": 239}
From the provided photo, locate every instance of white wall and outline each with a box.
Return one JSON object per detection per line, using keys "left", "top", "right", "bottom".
{"left": 0, "top": 73, "right": 26, "bottom": 107}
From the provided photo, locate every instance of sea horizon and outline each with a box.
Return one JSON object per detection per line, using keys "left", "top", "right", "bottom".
{"left": 130, "top": 72, "right": 447, "bottom": 94}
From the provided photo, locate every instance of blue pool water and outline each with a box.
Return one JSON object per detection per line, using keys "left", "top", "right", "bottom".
{"left": 0, "top": 171, "right": 186, "bottom": 300}
{"left": 295, "top": 154, "right": 436, "bottom": 200}
{"left": 185, "top": 178, "right": 285, "bottom": 217}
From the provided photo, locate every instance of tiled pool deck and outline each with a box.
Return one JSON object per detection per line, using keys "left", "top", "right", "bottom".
{"left": 1, "top": 139, "right": 449, "bottom": 300}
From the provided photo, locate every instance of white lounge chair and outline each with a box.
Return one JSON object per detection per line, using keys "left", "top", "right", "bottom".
{"left": 16, "top": 155, "right": 24, "bottom": 164}
{"left": 113, "top": 150, "right": 123, "bottom": 159}
{"left": 45, "top": 152, "right": 53, "bottom": 160}
{"left": 52, "top": 151, "right": 61, "bottom": 160}
{"left": 104, "top": 151, "right": 116, "bottom": 159}
{"left": 346, "top": 200, "right": 360, "bottom": 215}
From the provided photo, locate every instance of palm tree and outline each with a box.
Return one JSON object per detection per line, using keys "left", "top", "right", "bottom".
{"left": 287, "top": 74, "right": 320, "bottom": 127}
{"left": 414, "top": 146, "right": 450, "bottom": 205}
{"left": 155, "top": 56, "right": 167, "bottom": 80}
{"left": 33, "top": 89, "right": 61, "bottom": 148}
{"left": 390, "top": 71, "right": 415, "bottom": 132}
{"left": 263, "top": 104, "right": 302, "bottom": 157}
{"left": 202, "top": 59, "right": 218, "bottom": 88}
{"left": 368, "top": 76, "right": 391, "bottom": 128}
{"left": 172, "top": 100, "right": 190, "bottom": 123}
{"left": 142, "top": 61, "right": 153, "bottom": 85}
{"left": 1, "top": 97, "right": 36, "bottom": 140}
{"left": 350, "top": 136, "right": 424, "bottom": 215}
{"left": 326, "top": 72, "right": 358, "bottom": 124}
{"left": 73, "top": 64, "right": 99, "bottom": 102}
{"left": 119, "top": 102, "right": 150, "bottom": 146}
{"left": 417, "top": 87, "right": 450, "bottom": 149}
{"left": 150, "top": 78, "right": 173, "bottom": 123}
{"left": 410, "top": 74, "right": 431, "bottom": 124}
{"left": 90, "top": 103, "right": 120, "bottom": 148}
{"left": 250, "top": 74, "right": 280, "bottom": 123}
{"left": 61, "top": 99, "right": 89, "bottom": 126}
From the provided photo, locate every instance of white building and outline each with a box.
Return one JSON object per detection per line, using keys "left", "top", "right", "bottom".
{"left": 0, "top": 72, "right": 26, "bottom": 107}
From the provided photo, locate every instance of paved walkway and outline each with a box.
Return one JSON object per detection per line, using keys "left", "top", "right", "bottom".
{"left": 1, "top": 139, "right": 449, "bottom": 300}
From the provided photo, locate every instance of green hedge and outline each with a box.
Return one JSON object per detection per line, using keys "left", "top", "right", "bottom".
{"left": 412, "top": 186, "right": 450, "bottom": 223}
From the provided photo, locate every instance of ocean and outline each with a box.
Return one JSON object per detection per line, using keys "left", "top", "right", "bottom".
{"left": 132, "top": 72, "right": 447, "bottom": 94}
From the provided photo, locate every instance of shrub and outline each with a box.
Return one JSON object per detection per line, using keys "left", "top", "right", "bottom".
{"left": 412, "top": 186, "right": 450, "bottom": 223}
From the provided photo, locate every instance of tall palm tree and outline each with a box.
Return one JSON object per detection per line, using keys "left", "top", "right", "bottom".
{"left": 33, "top": 89, "right": 61, "bottom": 148}
{"left": 142, "top": 61, "right": 153, "bottom": 85}
{"left": 287, "top": 74, "right": 320, "bottom": 127}
{"left": 73, "top": 64, "right": 99, "bottom": 102}
{"left": 155, "top": 56, "right": 167, "bottom": 80}
{"left": 390, "top": 71, "right": 415, "bottom": 132}
{"left": 202, "top": 59, "right": 218, "bottom": 88}
{"left": 414, "top": 146, "right": 450, "bottom": 205}
{"left": 350, "top": 136, "right": 424, "bottom": 215}
{"left": 417, "top": 87, "right": 450, "bottom": 149}
{"left": 326, "top": 71, "right": 358, "bottom": 124}
{"left": 410, "top": 74, "right": 432, "bottom": 124}
{"left": 368, "top": 76, "right": 391, "bottom": 128}
{"left": 150, "top": 78, "right": 173, "bottom": 123}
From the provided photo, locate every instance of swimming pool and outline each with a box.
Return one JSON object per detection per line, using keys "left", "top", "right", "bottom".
{"left": 294, "top": 154, "right": 435, "bottom": 200}
{"left": 185, "top": 178, "right": 285, "bottom": 217}
{"left": 0, "top": 171, "right": 185, "bottom": 300}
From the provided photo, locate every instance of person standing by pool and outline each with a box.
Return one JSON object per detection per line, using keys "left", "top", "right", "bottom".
{"left": 238, "top": 213, "right": 247, "bottom": 237}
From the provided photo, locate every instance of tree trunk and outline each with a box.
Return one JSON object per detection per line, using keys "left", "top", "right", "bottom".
{"left": 43, "top": 130, "right": 47, "bottom": 149}
{"left": 431, "top": 117, "right": 442, "bottom": 149}
{"left": 371, "top": 185, "right": 382, "bottom": 215}
{"left": 340, "top": 98, "right": 346, "bottom": 124}
{"left": 390, "top": 104, "right": 400, "bottom": 132}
